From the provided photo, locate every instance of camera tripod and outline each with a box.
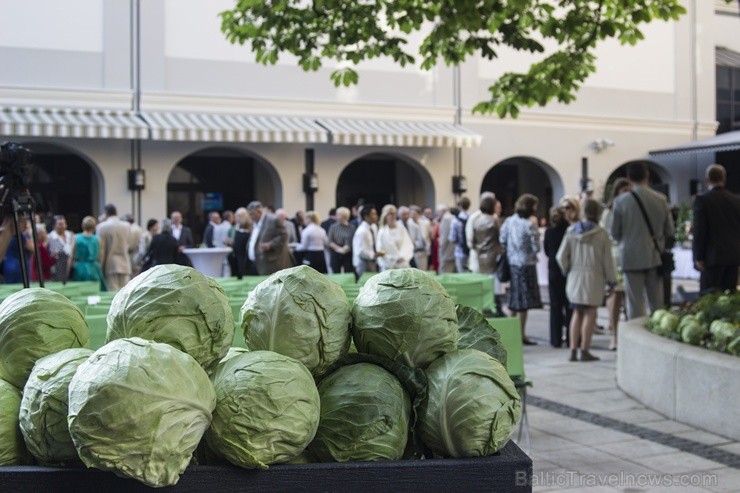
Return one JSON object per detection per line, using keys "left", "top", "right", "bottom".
{"left": 10, "top": 193, "right": 44, "bottom": 289}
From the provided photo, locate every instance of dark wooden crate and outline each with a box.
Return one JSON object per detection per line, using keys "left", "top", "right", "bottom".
{"left": 0, "top": 441, "right": 532, "bottom": 492}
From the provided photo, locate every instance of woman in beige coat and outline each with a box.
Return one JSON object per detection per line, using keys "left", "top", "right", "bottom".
{"left": 556, "top": 199, "right": 617, "bottom": 362}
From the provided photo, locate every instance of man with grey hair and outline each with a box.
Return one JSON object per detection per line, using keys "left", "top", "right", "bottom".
{"left": 437, "top": 203, "right": 456, "bottom": 273}
{"left": 466, "top": 191, "right": 496, "bottom": 273}
{"left": 692, "top": 164, "right": 740, "bottom": 293}
{"left": 611, "top": 162, "right": 674, "bottom": 318}
{"left": 97, "top": 204, "right": 132, "bottom": 292}
{"left": 247, "top": 201, "right": 292, "bottom": 275}
{"left": 398, "top": 205, "right": 426, "bottom": 269}
{"left": 410, "top": 205, "right": 430, "bottom": 270}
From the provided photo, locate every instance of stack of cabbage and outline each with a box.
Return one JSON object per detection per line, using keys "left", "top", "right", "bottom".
{"left": 1, "top": 265, "right": 520, "bottom": 488}
{"left": 647, "top": 291, "right": 740, "bottom": 356}
{"left": 241, "top": 266, "right": 520, "bottom": 462}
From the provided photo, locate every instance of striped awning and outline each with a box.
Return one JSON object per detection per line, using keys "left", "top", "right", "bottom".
{"left": 140, "top": 111, "right": 329, "bottom": 144}
{"left": 717, "top": 47, "right": 740, "bottom": 68}
{"left": 315, "top": 118, "right": 483, "bottom": 147}
{"left": 0, "top": 106, "right": 149, "bottom": 139}
{"left": 649, "top": 130, "right": 740, "bottom": 156}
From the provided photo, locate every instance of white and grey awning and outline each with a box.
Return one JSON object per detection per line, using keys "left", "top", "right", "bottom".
{"left": 0, "top": 106, "right": 149, "bottom": 139}
{"left": 1, "top": 105, "right": 484, "bottom": 148}
{"left": 649, "top": 130, "right": 740, "bottom": 156}
{"left": 316, "top": 118, "right": 483, "bottom": 147}
{"left": 140, "top": 111, "right": 329, "bottom": 144}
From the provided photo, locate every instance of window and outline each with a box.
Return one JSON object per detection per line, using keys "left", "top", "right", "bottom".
{"left": 716, "top": 65, "right": 740, "bottom": 134}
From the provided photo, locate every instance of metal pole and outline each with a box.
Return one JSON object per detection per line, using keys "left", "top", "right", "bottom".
{"left": 453, "top": 65, "right": 462, "bottom": 195}
{"left": 581, "top": 157, "right": 589, "bottom": 193}
{"left": 305, "top": 148, "right": 315, "bottom": 211}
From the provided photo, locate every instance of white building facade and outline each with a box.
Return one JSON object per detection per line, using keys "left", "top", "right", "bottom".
{"left": 0, "top": 0, "right": 738, "bottom": 236}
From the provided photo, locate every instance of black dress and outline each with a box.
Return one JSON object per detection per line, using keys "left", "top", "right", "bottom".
{"left": 231, "top": 229, "right": 251, "bottom": 279}
{"left": 544, "top": 222, "right": 572, "bottom": 347}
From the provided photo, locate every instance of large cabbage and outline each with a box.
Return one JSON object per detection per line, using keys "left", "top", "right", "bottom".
{"left": 418, "top": 349, "right": 520, "bottom": 458}
{"left": 351, "top": 269, "right": 458, "bottom": 368}
{"left": 240, "top": 265, "right": 352, "bottom": 376}
{"left": 0, "top": 288, "right": 89, "bottom": 389}
{"left": 68, "top": 338, "right": 216, "bottom": 488}
{"left": 19, "top": 348, "right": 93, "bottom": 465}
{"left": 106, "top": 264, "right": 234, "bottom": 374}
{"left": 456, "top": 305, "right": 507, "bottom": 366}
{"left": 205, "top": 350, "right": 320, "bottom": 469}
{"left": 308, "top": 362, "right": 410, "bottom": 462}
{"left": 0, "top": 378, "right": 31, "bottom": 465}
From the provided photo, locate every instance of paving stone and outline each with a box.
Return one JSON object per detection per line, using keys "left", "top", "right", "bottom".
{"left": 531, "top": 416, "right": 605, "bottom": 435}
{"left": 529, "top": 432, "right": 583, "bottom": 452}
{"left": 716, "top": 442, "right": 740, "bottom": 455}
{"left": 562, "top": 428, "right": 639, "bottom": 446}
{"left": 594, "top": 439, "right": 681, "bottom": 459}
{"left": 603, "top": 408, "right": 668, "bottom": 424}
{"left": 672, "top": 430, "right": 733, "bottom": 446}
{"left": 640, "top": 420, "right": 697, "bottom": 435}
{"left": 636, "top": 452, "right": 726, "bottom": 475}
{"left": 536, "top": 446, "right": 620, "bottom": 468}
{"left": 705, "top": 467, "right": 740, "bottom": 493}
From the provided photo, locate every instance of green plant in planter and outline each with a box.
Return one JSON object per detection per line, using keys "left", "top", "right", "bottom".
{"left": 674, "top": 201, "right": 693, "bottom": 247}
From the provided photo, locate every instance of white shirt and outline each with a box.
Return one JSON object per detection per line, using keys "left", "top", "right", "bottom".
{"left": 376, "top": 224, "right": 414, "bottom": 271}
{"left": 213, "top": 221, "right": 232, "bottom": 247}
{"left": 171, "top": 224, "right": 182, "bottom": 241}
{"left": 248, "top": 215, "right": 264, "bottom": 262}
{"left": 352, "top": 221, "right": 377, "bottom": 268}
{"left": 297, "top": 223, "right": 328, "bottom": 251}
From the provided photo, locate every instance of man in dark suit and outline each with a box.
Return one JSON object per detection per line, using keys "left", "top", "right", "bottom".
{"left": 170, "top": 211, "right": 194, "bottom": 248}
{"left": 692, "top": 164, "right": 740, "bottom": 293}
{"left": 246, "top": 201, "right": 292, "bottom": 275}
{"left": 611, "top": 162, "right": 674, "bottom": 319}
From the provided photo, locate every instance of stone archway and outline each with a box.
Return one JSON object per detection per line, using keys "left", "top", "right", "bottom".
{"left": 20, "top": 141, "right": 103, "bottom": 231}
{"left": 481, "top": 156, "right": 563, "bottom": 219}
{"left": 605, "top": 159, "right": 670, "bottom": 201}
{"left": 335, "top": 152, "right": 434, "bottom": 210}
{"left": 166, "top": 146, "right": 281, "bottom": 245}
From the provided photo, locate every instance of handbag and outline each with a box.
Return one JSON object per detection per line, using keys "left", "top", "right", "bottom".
{"left": 630, "top": 191, "right": 674, "bottom": 275}
{"left": 495, "top": 250, "right": 510, "bottom": 283}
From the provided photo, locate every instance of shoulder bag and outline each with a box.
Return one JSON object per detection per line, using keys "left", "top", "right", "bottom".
{"left": 631, "top": 191, "right": 674, "bottom": 275}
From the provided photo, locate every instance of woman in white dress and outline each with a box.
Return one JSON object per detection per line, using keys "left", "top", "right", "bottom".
{"left": 376, "top": 204, "right": 414, "bottom": 271}
{"left": 48, "top": 215, "right": 75, "bottom": 282}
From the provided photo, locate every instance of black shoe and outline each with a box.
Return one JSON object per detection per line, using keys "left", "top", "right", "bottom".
{"left": 482, "top": 309, "right": 496, "bottom": 318}
{"left": 522, "top": 338, "right": 538, "bottom": 346}
{"left": 580, "top": 350, "right": 600, "bottom": 362}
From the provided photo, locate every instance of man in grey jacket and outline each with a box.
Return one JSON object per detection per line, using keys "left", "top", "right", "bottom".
{"left": 610, "top": 162, "right": 674, "bottom": 319}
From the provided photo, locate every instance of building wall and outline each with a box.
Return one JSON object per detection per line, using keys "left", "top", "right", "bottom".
{"left": 0, "top": 0, "right": 732, "bottom": 221}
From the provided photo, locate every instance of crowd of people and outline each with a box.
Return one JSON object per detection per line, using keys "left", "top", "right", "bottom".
{"left": 1, "top": 162, "right": 737, "bottom": 361}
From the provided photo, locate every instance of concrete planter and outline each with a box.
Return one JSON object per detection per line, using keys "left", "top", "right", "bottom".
{"left": 617, "top": 317, "right": 740, "bottom": 441}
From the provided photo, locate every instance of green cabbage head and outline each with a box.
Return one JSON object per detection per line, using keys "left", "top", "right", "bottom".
{"left": 352, "top": 269, "right": 458, "bottom": 368}
{"left": 19, "top": 348, "right": 93, "bottom": 465}
{"left": 309, "top": 363, "right": 410, "bottom": 462}
{"left": 206, "top": 350, "right": 320, "bottom": 469}
{"left": 0, "top": 288, "right": 89, "bottom": 389}
{"left": 0, "top": 378, "right": 31, "bottom": 465}
{"left": 68, "top": 337, "right": 216, "bottom": 488}
{"left": 240, "top": 265, "right": 352, "bottom": 376}
{"left": 419, "top": 349, "right": 520, "bottom": 458}
{"left": 106, "top": 264, "right": 234, "bottom": 374}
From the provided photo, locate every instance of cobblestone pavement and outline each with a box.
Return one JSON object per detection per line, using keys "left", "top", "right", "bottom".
{"left": 508, "top": 281, "right": 740, "bottom": 492}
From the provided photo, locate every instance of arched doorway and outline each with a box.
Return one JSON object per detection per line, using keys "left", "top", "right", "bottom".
{"left": 335, "top": 153, "right": 434, "bottom": 210}
{"left": 167, "top": 147, "right": 280, "bottom": 245}
{"left": 21, "top": 142, "right": 102, "bottom": 231}
{"left": 605, "top": 160, "right": 669, "bottom": 201}
{"left": 481, "top": 157, "right": 563, "bottom": 219}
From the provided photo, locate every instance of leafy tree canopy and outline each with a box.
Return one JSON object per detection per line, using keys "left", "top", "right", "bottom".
{"left": 220, "top": 1, "right": 723, "bottom": 118}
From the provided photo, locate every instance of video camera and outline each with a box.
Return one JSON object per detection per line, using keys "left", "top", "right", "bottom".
{"left": 0, "top": 141, "right": 34, "bottom": 211}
